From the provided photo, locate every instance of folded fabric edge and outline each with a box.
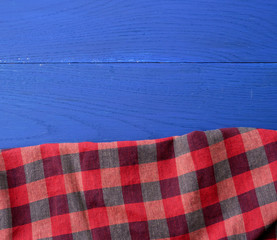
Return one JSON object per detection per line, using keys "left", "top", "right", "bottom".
{"left": 1, "top": 127, "right": 276, "bottom": 152}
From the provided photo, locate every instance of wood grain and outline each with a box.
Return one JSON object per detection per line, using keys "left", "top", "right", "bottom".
{"left": 0, "top": 0, "right": 277, "bottom": 63}
{"left": 0, "top": 63, "right": 276, "bottom": 149}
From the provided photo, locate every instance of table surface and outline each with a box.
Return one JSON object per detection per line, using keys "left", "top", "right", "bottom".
{"left": 1, "top": 0, "right": 277, "bottom": 149}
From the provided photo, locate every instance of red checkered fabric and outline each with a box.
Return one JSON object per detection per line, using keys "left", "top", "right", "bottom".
{"left": 0, "top": 127, "right": 276, "bottom": 239}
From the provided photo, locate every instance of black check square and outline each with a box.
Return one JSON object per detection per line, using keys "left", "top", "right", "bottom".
{"left": 148, "top": 219, "right": 170, "bottom": 239}
{"left": 141, "top": 181, "right": 162, "bottom": 202}
{"left": 103, "top": 186, "right": 124, "bottom": 206}
{"left": 24, "top": 160, "right": 45, "bottom": 183}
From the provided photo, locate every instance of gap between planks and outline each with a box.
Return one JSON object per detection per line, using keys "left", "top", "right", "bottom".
{"left": 0, "top": 62, "right": 277, "bottom": 65}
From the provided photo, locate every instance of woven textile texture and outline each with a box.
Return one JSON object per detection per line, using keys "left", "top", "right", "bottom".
{"left": 0, "top": 127, "right": 276, "bottom": 240}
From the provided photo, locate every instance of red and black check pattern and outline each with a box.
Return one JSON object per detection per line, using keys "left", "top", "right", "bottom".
{"left": 0, "top": 127, "right": 276, "bottom": 239}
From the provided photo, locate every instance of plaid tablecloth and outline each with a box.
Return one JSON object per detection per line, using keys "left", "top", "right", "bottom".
{"left": 0, "top": 127, "right": 276, "bottom": 239}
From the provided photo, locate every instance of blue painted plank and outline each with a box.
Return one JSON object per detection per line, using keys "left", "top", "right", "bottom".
{"left": 0, "top": 0, "right": 277, "bottom": 63}
{"left": 0, "top": 63, "right": 276, "bottom": 149}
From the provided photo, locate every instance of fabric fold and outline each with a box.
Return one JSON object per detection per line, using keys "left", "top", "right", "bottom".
{"left": 0, "top": 127, "right": 276, "bottom": 239}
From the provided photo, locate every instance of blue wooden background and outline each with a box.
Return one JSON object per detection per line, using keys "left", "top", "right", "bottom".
{"left": 0, "top": 0, "right": 276, "bottom": 149}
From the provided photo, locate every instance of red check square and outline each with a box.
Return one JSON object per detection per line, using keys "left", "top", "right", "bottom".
{"left": 32, "top": 218, "right": 52, "bottom": 239}
{"left": 0, "top": 229, "right": 12, "bottom": 239}
{"left": 251, "top": 165, "right": 273, "bottom": 188}
{"left": 21, "top": 145, "right": 42, "bottom": 165}
{"left": 78, "top": 142, "right": 98, "bottom": 152}
{"left": 88, "top": 207, "right": 109, "bottom": 229}
{"left": 182, "top": 191, "right": 202, "bottom": 214}
{"left": 139, "top": 162, "right": 159, "bottom": 183}
{"left": 191, "top": 147, "right": 213, "bottom": 170}
{"left": 40, "top": 144, "right": 60, "bottom": 159}
{"left": 100, "top": 167, "right": 121, "bottom": 188}
{"left": 98, "top": 141, "right": 117, "bottom": 150}
{"left": 0, "top": 153, "right": 5, "bottom": 171}
{"left": 51, "top": 214, "right": 72, "bottom": 236}
{"left": 241, "top": 130, "right": 263, "bottom": 152}
{"left": 121, "top": 165, "right": 141, "bottom": 185}
{"left": 158, "top": 157, "right": 178, "bottom": 180}
{"left": 224, "top": 214, "right": 246, "bottom": 236}
{"left": 269, "top": 161, "right": 277, "bottom": 182}
{"left": 242, "top": 208, "right": 264, "bottom": 232}
{"left": 260, "top": 202, "right": 277, "bottom": 226}
{"left": 82, "top": 169, "right": 102, "bottom": 191}
{"left": 45, "top": 175, "right": 66, "bottom": 197}
{"left": 206, "top": 221, "right": 227, "bottom": 240}
{"left": 106, "top": 205, "right": 128, "bottom": 225}
{"left": 26, "top": 179, "right": 48, "bottom": 202}
{"left": 258, "top": 129, "right": 277, "bottom": 145}
{"left": 163, "top": 195, "right": 184, "bottom": 218}
{"left": 209, "top": 141, "right": 227, "bottom": 164}
{"left": 224, "top": 135, "right": 245, "bottom": 158}
{"left": 2, "top": 148, "right": 23, "bottom": 170}
{"left": 175, "top": 153, "right": 195, "bottom": 176}
{"left": 125, "top": 202, "right": 148, "bottom": 222}
{"left": 59, "top": 143, "right": 79, "bottom": 155}
{"left": 11, "top": 224, "right": 32, "bottom": 239}
{"left": 233, "top": 171, "right": 255, "bottom": 195}
{"left": 136, "top": 139, "right": 156, "bottom": 146}
{"left": 200, "top": 185, "right": 219, "bottom": 208}
{"left": 0, "top": 189, "right": 10, "bottom": 210}
{"left": 216, "top": 178, "right": 237, "bottom": 201}
{"left": 144, "top": 200, "right": 166, "bottom": 220}
{"left": 9, "top": 185, "right": 29, "bottom": 207}
{"left": 70, "top": 210, "right": 90, "bottom": 232}
{"left": 117, "top": 140, "right": 137, "bottom": 148}
{"left": 64, "top": 172, "right": 84, "bottom": 193}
